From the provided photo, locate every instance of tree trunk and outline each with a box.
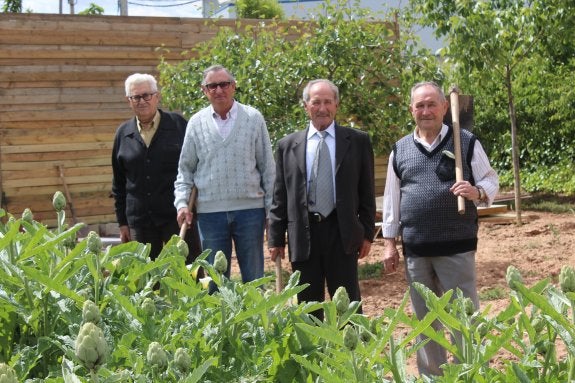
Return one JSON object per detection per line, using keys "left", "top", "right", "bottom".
{"left": 505, "top": 65, "right": 522, "bottom": 225}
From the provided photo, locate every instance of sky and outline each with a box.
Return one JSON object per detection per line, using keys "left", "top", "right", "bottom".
{"left": 22, "top": 0, "right": 204, "bottom": 17}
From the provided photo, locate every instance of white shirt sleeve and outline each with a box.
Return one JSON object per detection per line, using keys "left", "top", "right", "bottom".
{"left": 471, "top": 140, "right": 499, "bottom": 207}
{"left": 381, "top": 151, "right": 401, "bottom": 239}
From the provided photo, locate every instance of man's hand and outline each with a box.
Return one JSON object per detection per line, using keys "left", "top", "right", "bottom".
{"left": 177, "top": 207, "right": 193, "bottom": 227}
{"left": 450, "top": 180, "right": 481, "bottom": 201}
{"left": 382, "top": 238, "right": 400, "bottom": 274}
{"left": 119, "top": 225, "right": 131, "bottom": 243}
{"left": 269, "top": 247, "right": 285, "bottom": 262}
{"left": 358, "top": 239, "right": 371, "bottom": 259}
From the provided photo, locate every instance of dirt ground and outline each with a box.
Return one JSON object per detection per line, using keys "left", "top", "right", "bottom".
{"left": 261, "top": 209, "right": 575, "bottom": 318}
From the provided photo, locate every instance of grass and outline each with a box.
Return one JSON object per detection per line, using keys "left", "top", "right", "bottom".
{"left": 358, "top": 262, "right": 384, "bottom": 280}
{"left": 479, "top": 285, "right": 507, "bottom": 301}
{"left": 523, "top": 193, "right": 575, "bottom": 214}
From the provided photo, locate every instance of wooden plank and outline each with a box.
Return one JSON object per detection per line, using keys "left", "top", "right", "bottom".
{"left": 1, "top": 142, "right": 112, "bottom": 154}
{"left": 0, "top": 80, "right": 125, "bottom": 89}
{"left": 0, "top": 128, "right": 114, "bottom": 146}
{"left": 1, "top": 149, "right": 111, "bottom": 163}
{"left": 2, "top": 165, "right": 111, "bottom": 181}
{"left": 2, "top": 173, "right": 111, "bottom": 188}
{"left": 477, "top": 204, "right": 508, "bottom": 216}
{"left": 2, "top": 183, "right": 112, "bottom": 198}
{"left": 0, "top": 69, "right": 155, "bottom": 83}
{"left": 7, "top": 190, "right": 111, "bottom": 211}
{"left": 479, "top": 213, "right": 534, "bottom": 224}
{"left": 0, "top": 104, "right": 126, "bottom": 113}
{"left": 1, "top": 119, "right": 123, "bottom": 129}
{"left": 0, "top": 157, "right": 110, "bottom": 171}
{"left": 0, "top": 46, "right": 184, "bottom": 60}
{"left": 0, "top": 109, "right": 131, "bottom": 122}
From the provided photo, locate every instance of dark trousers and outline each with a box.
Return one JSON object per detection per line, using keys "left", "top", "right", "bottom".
{"left": 291, "top": 211, "right": 361, "bottom": 319}
{"left": 133, "top": 216, "right": 202, "bottom": 264}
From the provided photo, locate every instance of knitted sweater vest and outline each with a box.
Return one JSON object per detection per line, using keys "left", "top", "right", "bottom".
{"left": 392, "top": 127, "right": 478, "bottom": 257}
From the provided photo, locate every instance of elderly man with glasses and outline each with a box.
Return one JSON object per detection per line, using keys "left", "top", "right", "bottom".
{"left": 175, "top": 65, "right": 275, "bottom": 283}
{"left": 112, "top": 73, "right": 202, "bottom": 263}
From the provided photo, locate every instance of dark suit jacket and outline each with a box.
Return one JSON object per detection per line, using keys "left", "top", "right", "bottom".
{"left": 268, "top": 124, "right": 376, "bottom": 262}
{"left": 111, "top": 109, "right": 187, "bottom": 228}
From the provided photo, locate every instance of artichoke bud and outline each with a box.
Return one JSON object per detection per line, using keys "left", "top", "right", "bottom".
{"left": 333, "top": 286, "right": 350, "bottom": 315}
{"left": 146, "top": 342, "right": 168, "bottom": 369}
{"left": 82, "top": 300, "right": 101, "bottom": 325}
{"left": 86, "top": 231, "right": 102, "bottom": 254}
{"left": 141, "top": 297, "right": 156, "bottom": 316}
{"left": 75, "top": 322, "right": 109, "bottom": 371}
{"left": 52, "top": 191, "right": 67, "bottom": 212}
{"left": 343, "top": 325, "right": 358, "bottom": 351}
{"left": 213, "top": 251, "right": 228, "bottom": 274}
{"left": 559, "top": 266, "right": 575, "bottom": 293}
{"left": 21, "top": 208, "right": 34, "bottom": 223}
{"left": 176, "top": 238, "right": 189, "bottom": 258}
{"left": 506, "top": 265, "right": 523, "bottom": 291}
{"left": 0, "top": 363, "right": 18, "bottom": 383}
{"left": 174, "top": 347, "right": 191, "bottom": 372}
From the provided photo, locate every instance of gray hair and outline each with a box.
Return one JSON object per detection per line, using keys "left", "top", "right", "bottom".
{"left": 201, "top": 65, "right": 236, "bottom": 85}
{"left": 410, "top": 81, "right": 446, "bottom": 104}
{"left": 302, "top": 79, "right": 339, "bottom": 103}
{"left": 124, "top": 73, "right": 158, "bottom": 97}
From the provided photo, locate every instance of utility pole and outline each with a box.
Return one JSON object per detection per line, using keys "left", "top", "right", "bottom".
{"left": 119, "top": 0, "right": 128, "bottom": 16}
{"left": 68, "top": 0, "right": 75, "bottom": 14}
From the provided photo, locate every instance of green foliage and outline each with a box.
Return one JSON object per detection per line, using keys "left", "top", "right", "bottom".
{"left": 358, "top": 261, "right": 384, "bottom": 280}
{"left": 2, "top": 0, "right": 21, "bottom": 13}
{"left": 159, "top": 0, "right": 406, "bottom": 155}
{"left": 479, "top": 286, "right": 507, "bottom": 301}
{"left": 78, "top": 3, "right": 104, "bottom": 16}
{"left": 2, "top": 201, "right": 575, "bottom": 381}
{"left": 523, "top": 194, "right": 575, "bottom": 214}
{"left": 236, "top": 0, "right": 284, "bottom": 19}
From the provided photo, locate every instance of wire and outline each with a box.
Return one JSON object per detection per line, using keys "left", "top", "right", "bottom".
{"left": 128, "top": 0, "right": 201, "bottom": 7}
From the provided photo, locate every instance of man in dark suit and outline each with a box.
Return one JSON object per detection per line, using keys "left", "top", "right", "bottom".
{"left": 111, "top": 73, "right": 201, "bottom": 262}
{"left": 268, "top": 79, "right": 375, "bottom": 316}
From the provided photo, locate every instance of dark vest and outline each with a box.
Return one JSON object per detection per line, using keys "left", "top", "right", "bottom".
{"left": 393, "top": 127, "right": 478, "bottom": 257}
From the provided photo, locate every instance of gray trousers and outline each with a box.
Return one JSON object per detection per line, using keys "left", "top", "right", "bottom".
{"left": 405, "top": 251, "right": 478, "bottom": 377}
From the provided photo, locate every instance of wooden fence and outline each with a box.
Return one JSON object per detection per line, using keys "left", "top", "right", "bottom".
{"left": 0, "top": 13, "right": 389, "bottom": 231}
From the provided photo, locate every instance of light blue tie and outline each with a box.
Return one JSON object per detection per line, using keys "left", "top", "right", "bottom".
{"left": 308, "top": 131, "right": 334, "bottom": 217}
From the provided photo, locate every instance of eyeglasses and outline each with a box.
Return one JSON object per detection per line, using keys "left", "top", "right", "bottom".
{"left": 204, "top": 81, "right": 233, "bottom": 92}
{"left": 128, "top": 92, "right": 156, "bottom": 102}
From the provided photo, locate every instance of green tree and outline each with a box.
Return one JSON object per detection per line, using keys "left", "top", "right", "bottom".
{"left": 2, "top": 0, "right": 21, "bottom": 13}
{"left": 236, "top": 0, "right": 284, "bottom": 19}
{"left": 159, "top": 0, "right": 407, "bottom": 155}
{"left": 79, "top": 3, "right": 104, "bottom": 15}
{"left": 409, "top": 0, "right": 575, "bottom": 223}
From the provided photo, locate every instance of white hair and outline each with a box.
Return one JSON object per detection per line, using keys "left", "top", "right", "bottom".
{"left": 124, "top": 73, "right": 158, "bottom": 97}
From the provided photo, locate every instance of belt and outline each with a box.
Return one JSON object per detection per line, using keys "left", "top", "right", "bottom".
{"left": 309, "top": 211, "right": 336, "bottom": 223}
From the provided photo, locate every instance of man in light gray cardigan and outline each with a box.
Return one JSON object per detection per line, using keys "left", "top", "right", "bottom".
{"left": 175, "top": 65, "right": 275, "bottom": 282}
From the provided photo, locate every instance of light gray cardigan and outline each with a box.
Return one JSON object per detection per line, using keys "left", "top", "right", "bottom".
{"left": 174, "top": 101, "right": 275, "bottom": 215}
